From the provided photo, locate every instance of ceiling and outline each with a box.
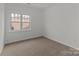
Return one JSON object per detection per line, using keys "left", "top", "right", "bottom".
{"left": 26, "top": 3, "right": 53, "bottom": 9}
{"left": 5, "top": 3, "right": 53, "bottom": 9}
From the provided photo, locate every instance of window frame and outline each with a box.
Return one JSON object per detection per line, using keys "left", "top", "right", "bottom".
{"left": 9, "top": 13, "right": 31, "bottom": 32}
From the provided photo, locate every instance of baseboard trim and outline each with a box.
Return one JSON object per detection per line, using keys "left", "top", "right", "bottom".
{"left": 5, "top": 36, "right": 44, "bottom": 46}
{"left": 5, "top": 35, "right": 79, "bottom": 51}
{"left": 43, "top": 36, "right": 79, "bottom": 51}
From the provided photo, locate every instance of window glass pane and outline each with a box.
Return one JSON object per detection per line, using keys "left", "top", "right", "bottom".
{"left": 22, "top": 15, "right": 30, "bottom": 22}
{"left": 11, "top": 13, "right": 14, "bottom": 17}
{"left": 10, "top": 22, "right": 20, "bottom": 31}
{"left": 11, "top": 13, "right": 15, "bottom": 21}
{"left": 22, "top": 22, "right": 30, "bottom": 30}
{"left": 10, "top": 13, "right": 21, "bottom": 31}
{"left": 15, "top": 14, "right": 20, "bottom": 22}
{"left": 22, "top": 15, "right": 30, "bottom": 31}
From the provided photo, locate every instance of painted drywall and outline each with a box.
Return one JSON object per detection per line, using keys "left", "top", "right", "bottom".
{"left": 44, "top": 4, "right": 79, "bottom": 49}
{"left": 0, "top": 3, "right": 5, "bottom": 54}
{"left": 4, "top": 3, "right": 79, "bottom": 50}
{"left": 5, "top": 3, "right": 43, "bottom": 44}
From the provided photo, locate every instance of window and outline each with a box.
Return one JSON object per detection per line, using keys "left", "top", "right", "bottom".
{"left": 10, "top": 13, "right": 30, "bottom": 32}
{"left": 22, "top": 15, "right": 30, "bottom": 31}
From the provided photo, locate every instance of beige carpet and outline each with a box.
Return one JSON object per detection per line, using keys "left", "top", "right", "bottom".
{"left": 1, "top": 36, "right": 79, "bottom": 56}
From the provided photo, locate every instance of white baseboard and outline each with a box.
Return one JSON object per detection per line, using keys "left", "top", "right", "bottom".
{"left": 5, "top": 34, "right": 42, "bottom": 44}
{"left": 44, "top": 35, "right": 79, "bottom": 51}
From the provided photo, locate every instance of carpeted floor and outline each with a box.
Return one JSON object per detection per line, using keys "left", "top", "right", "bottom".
{"left": 1, "top": 36, "right": 79, "bottom": 56}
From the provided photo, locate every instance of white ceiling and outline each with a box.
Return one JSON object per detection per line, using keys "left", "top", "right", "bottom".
{"left": 26, "top": 3, "right": 53, "bottom": 9}
{"left": 5, "top": 3, "right": 53, "bottom": 9}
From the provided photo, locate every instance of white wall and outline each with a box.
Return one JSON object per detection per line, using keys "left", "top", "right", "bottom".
{"left": 0, "top": 3, "right": 5, "bottom": 54}
{"left": 5, "top": 3, "right": 43, "bottom": 44}
{"left": 4, "top": 3, "right": 79, "bottom": 50}
{"left": 44, "top": 4, "right": 79, "bottom": 49}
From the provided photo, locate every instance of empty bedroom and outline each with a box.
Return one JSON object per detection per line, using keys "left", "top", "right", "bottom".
{"left": 0, "top": 3, "right": 79, "bottom": 56}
